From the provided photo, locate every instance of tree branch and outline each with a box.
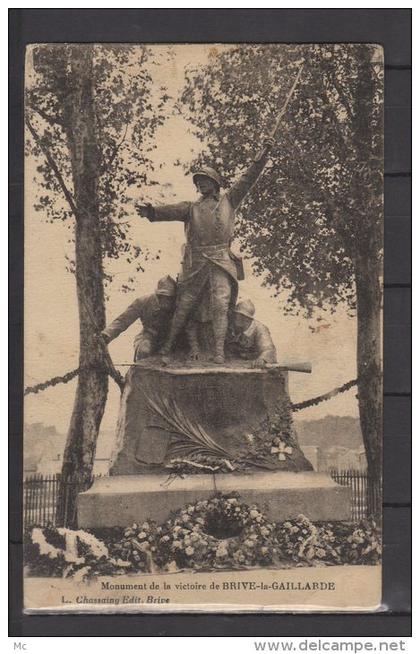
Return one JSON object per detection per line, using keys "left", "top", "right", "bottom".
{"left": 326, "top": 67, "right": 355, "bottom": 121}
{"left": 138, "top": 45, "right": 148, "bottom": 68}
{"left": 104, "top": 120, "right": 129, "bottom": 172}
{"left": 27, "top": 100, "right": 64, "bottom": 128}
{"left": 25, "top": 115, "right": 79, "bottom": 219}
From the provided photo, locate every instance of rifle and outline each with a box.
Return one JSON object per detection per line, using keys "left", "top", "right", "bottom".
{"left": 267, "top": 361, "right": 311, "bottom": 373}
{"left": 114, "top": 361, "right": 312, "bottom": 374}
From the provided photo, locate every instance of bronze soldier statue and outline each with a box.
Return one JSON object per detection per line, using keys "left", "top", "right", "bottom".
{"left": 226, "top": 299, "right": 277, "bottom": 368}
{"left": 136, "top": 137, "right": 275, "bottom": 364}
{"left": 101, "top": 275, "right": 177, "bottom": 361}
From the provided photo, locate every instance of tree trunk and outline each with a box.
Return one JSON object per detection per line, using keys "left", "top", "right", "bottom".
{"left": 57, "top": 45, "right": 108, "bottom": 527}
{"left": 351, "top": 47, "right": 383, "bottom": 521}
{"left": 355, "top": 256, "right": 382, "bottom": 519}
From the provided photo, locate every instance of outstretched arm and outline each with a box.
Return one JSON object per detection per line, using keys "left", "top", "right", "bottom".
{"left": 102, "top": 299, "right": 143, "bottom": 342}
{"left": 136, "top": 201, "right": 191, "bottom": 223}
{"left": 252, "top": 323, "right": 277, "bottom": 368}
{"left": 227, "top": 137, "right": 275, "bottom": 210}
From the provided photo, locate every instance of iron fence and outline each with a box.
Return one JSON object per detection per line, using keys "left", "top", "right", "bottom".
{"left": 23, "top": 473, "right": 98, "bottom": 528}
{"left": 330, "top": 468, "right": 381, "bottom": 521}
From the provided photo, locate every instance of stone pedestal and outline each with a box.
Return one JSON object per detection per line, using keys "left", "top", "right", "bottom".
{"left": 109, "top": 360, "right": 312, "bottom": 474}
{"left": 78, "top": 360, "right": 351, "bottom": 528}
{"left": 78, "top": 471, "right": 351, "bottom": 527}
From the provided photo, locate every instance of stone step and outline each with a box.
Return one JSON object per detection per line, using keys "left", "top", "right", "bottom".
{"left": 77, "top": 471, "right": 351, "bottom": 528}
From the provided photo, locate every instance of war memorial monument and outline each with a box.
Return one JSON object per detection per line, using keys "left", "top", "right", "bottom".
{"left": 78, "top": 135, "right": 351, "bottom": 527}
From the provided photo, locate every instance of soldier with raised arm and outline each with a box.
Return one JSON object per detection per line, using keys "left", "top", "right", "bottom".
{"left": 136, "top": 137, "right": 275, "bottom": 364}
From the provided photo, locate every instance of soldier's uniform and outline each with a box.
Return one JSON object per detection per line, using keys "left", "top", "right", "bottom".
{"left": 226, "top": 299, "right": 277, "bottom": 364}
{"left": 148, "top": 153, "right": 270, "bottom": 360}
{"left": 102, "top": 276, "right": 177, "bottom": 361}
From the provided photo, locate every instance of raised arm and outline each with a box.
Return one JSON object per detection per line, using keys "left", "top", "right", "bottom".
{"left": 227, "top": 137, "right": 275, "bottom": 210}
{"left": 102, "top": 298, "right": 143, "bottom": 342}
{"left": 136, "top": 201, "right": 191, "bottom": 223}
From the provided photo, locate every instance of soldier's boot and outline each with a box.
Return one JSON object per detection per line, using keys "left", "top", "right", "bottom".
{"left": 212, "top": 312, "right": 228, "bottom": 365}
{"left": 158, "top": 302, "right": 192, "bottom": 365}
{"left": 185, "top": 320, "right": 201, "bottom": 361}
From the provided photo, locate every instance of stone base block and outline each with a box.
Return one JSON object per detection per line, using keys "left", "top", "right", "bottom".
{"left": 77, "top": 472, "right": 351, "bottom": 528}
{"left": 109, "top": 362, "right": 312, "bottom": 474}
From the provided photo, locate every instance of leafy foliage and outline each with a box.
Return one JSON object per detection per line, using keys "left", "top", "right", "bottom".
{"left": 26, "top": 44, "right": 171, "bottom": 288}
{"left": 145, "top": 393, "right": 232, "bottom": 460}
{"left": 181, "top": 44, "right": 383, "bottom": 318}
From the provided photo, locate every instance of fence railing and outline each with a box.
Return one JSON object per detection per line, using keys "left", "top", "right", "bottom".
{"left": 24, "top": 473, "right": 60, "bottom": 527}
{"left": 23, "top": 469, "right": 381, "bottom": 528}
{"left": 23, "top": 473, "right": 99, "bottom": 528}
{"left": 330, "top": 468, "right": 381, "bottom": 521}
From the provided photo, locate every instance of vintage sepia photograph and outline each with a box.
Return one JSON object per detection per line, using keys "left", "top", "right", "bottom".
{"left": 23, "top": 42, "right": 383, "bottom": 613}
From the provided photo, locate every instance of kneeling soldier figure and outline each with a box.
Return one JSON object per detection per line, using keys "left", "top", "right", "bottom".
{"left": 101, "top": 275, "right": 177, "bottom": 361}
{"left": 226, "top": 299, "right": 277, "bottom": 368}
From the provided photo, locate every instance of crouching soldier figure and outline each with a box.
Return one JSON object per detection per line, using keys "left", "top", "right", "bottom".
{"left": 101, "top": 275, "right": 177, "bottom": 361}
{"left": 226, "top": 299, "right": 277, "bottom": 368}
{"left": 136, "top": 137, "right": 275, "bottom": 364}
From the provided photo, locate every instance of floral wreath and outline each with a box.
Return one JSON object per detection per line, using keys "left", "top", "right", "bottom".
{"left": 152, "top": 493, "right": 279, "bottom": 570}
{"left": 27, "top": 526, "right": 131, "bottom": 580}
{"left": 25, "top": 499, "right": 381, "bottom": 580}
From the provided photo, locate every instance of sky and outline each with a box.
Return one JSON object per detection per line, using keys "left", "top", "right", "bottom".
{"left": 24, "top": 44, "right": 359, "bottom": 447}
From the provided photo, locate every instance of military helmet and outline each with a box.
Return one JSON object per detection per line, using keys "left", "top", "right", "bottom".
{"left": 192, "top": 166, "right": 223, "bottom": 188}
{"left": 156, "top": 275, "right": 177, "bottom": 297}
{"left": 234, "top": 299, "right": 256, "bottom": 320}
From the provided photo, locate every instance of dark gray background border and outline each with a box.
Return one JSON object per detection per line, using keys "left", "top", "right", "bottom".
{"left": 9, "top": 8, "right": 411, "bottom": 638}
